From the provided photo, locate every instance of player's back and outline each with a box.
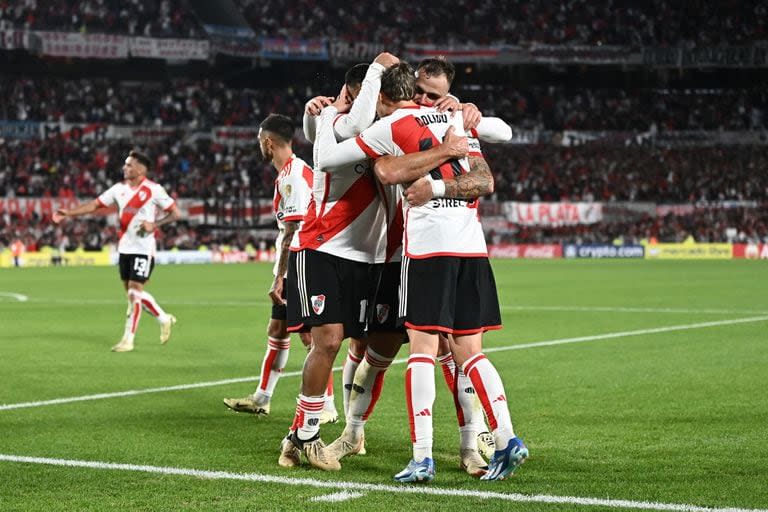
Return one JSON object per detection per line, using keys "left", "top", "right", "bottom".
{"left": 357, "top": 105, "right": 487, "bottom": 260}
{"left": 294, "top": 141, "right": 385, "bottom": 264}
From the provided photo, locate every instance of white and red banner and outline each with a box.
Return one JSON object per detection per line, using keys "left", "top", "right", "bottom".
{"left": 732, "top": 243, "right": 768, "bottom": 259}
{"left": 488, "top": 244, "right": 562, "bottom": 259}
{"left": 128, "top": 37, "right": 209, "bottom": 60}
{"left": 503, "top": 202, "right": 603, "bottom": 226}
{"left": 0, "top": 197, "right": 85, "bottom": 220}
{"left": 0, "top": 29, "right": 33, "bottom": 50}
{"left": 37, "top": 31, "right": 128, "bottom": 59}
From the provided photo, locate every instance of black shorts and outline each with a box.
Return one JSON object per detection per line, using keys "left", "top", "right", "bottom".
{"left": 271, "top": 277, "right": 288, "bottom": 321}
{"left": 119, "top": 254, "right": 155, "bottom": 283}
{"left": 286, "top": 249, "right": 370, "bottom": 339}
{"left": 368, "top": 261, "right": 404, "bottom": 333}
{"left": 398, "top": 255, "right": 502, "bottom": 335}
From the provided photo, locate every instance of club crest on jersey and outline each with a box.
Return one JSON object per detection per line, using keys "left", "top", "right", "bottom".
{"left": 311, "top": 294, "right": 326, "bottom": 315}
{"left": 376, "top": 304, "right": 389, "bottom": 324}
{"left": 138, "top": 190, "right": 147, "bottom": 201}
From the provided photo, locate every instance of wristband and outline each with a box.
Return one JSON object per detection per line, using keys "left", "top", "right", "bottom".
{"left": 427, "top": 176, "right": 446, "bottom": 198}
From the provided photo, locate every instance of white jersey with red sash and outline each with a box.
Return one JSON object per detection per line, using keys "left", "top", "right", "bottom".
{"left": 356, "top": 106, "right": 487, "bottom": 259}
{"left": 97, "top": 178, "right": 175, "bottom": 256}
{"left": 292, "top": 113, "right": 385, "bottom": 264}
{"left": 273, "top": 154, "right": 313, "bottom": 277}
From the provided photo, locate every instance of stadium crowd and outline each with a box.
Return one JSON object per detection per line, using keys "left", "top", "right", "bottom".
{"left": 2, "top": 136, "right": 767, "bottom": 204}
{"left": 2, "top": 0, "right": 766, "bottom": 47}
{"left": 237, "top": 0, "right": 768, "bottom": 47}
{"left": 0, "top": 0, "right": 201, "bottom": 38}
{"left": 1, "top": 78, "right": 765, "bottom": 132}
{"left": 488, "top": 145, "right": 768, "bottom": 202}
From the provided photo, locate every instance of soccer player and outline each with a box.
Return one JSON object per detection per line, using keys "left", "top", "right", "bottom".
{"left": 52, "top": 150, "right": 180, "bottom": 352}
{"left": 314, "top": 62, "right": 528, "bottom": 482}
{"left": 222, "top": 114, "right": 337, "bottom": 423}
{"left": 325, "top": 57, "right": 512, "bottom": 477}
{"left": 279, "top": 53, "right": 407, "bottom": 471}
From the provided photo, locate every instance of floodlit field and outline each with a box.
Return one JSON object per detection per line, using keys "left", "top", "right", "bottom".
{"left": 0, "top": 260, "right": 766, "bottom": 512}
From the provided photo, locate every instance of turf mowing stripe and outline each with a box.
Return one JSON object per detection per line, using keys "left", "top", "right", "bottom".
{"left": 2, "top": 316, "right": 766, "bottom": 412}
{"left": 12, "top": 296, "right": 768, "bottom": 315}
{"left": 0, "top": 454, "right": 764, "bottom": 512}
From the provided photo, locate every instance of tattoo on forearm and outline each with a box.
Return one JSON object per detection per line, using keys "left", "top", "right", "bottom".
{"left": 444, "top": 157, "right": 493, "bottom": 199}
{"left": 277, "top": 222, "right": 299, "bottom": 278}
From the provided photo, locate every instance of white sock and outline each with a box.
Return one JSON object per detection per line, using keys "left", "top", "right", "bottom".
{"left": 122, "top": 289, "right": 143, "bottom": 343}
{"left": 437, "top": 352, "right": 456, "bottom": 390}
{"left": 406, "top": 353, "right": 435, "bottom": 462}
{"left": 324, "top": 373, "right": 337, "bottom": 413}
{"left": 454, "top": 367, "right": 486, "bottom": 450}
{"left": 140, "top": 290, "right": 168, "bottom": 323}
{"left": 295, "top": 394, "right": 325, "bottom": 441}
{"left": 463, "top": 353, "right": 515, "bottom": 449}
{"left": 253, "top": 336, "right": 290, "bottom": 403}
{"left": 346, "top": 347, "right": 393, "bottom": 437}
{"left": 342, "top": 349, "right": 363, "bottom": 416}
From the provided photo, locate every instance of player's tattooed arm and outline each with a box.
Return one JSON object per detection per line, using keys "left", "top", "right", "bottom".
{"left": 445, "top": 156, "right": 495, "bottom": 199}
{"left": 402, "top": 156, "right": 494, "bottom": 206}
{"left": 270, "top": 220, "right": 299, "bottom": 305}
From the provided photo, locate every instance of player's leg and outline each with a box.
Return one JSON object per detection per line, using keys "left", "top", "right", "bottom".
{"left": 115, "top": 281, "right": 143, "bottom": 352}
{"left": 113, "top": 254, "right": 151, "bottom": 352}
{"left": 139, "top": 285, "right": 176, "bottom": 344}
{"left": 342, "top": 337, "right": 366, "bottom": 416}
{"left": 223, "top": 316, "right": 289, "bottom": 415}
{"left": 394, "top": 329, "right": 438, "bottom": 482}
{"left": 327, "top": 331, "right": 401, "bottom": 460}
{"left": 439, "top": 333, "right": 493, "bottom": 476}
{"left": 451, "top": 258, "right": 527, "bottom": 481}
{"left": 283, "top": 249, "right": 351, "bottom": 471}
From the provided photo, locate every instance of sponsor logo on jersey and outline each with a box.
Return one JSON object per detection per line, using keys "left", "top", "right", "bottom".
{"left": 311, "top": 294, "right": 326, "bottom": 315}
{"left": 492, "top": 394, "right": 507, "bottom": 403}
{"left": 415, "top": 408, "right": 432, "bottom": 417}
{"left": 376, "top": 304, "right": 390, "bottom": 324}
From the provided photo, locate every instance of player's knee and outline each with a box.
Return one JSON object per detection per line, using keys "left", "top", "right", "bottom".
{"left": 267, "top": 321, "right": 287, "bottom": 339}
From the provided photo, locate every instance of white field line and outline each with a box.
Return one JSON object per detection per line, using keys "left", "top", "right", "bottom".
{"left": 6, "top": 296, "right": 768, "bottom": 315}
{"left": 310, "top": 491, "right": 366, "bottom": 503}
{"left": 1, "top": 316, "right": 766, "bottom": 413}
{"left": 0, "top": 454, "right": 764, "bottom": 512}
{"left": 0, "top": 292, "right": 28, "bottom": 302}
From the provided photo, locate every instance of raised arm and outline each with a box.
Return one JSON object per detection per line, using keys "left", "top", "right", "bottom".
{"left": 314, "top": 105, "right": 370, "bottom": 171}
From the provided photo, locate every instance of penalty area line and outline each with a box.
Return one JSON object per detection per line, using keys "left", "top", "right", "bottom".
{"left": 1, "top": 315, "right": 767, "bottom": 412}
{"left": 0, "top": 292, "right": 28, "bottom": 302}
{"left": 0, "top": 453, "right": 764, "bottom": 512}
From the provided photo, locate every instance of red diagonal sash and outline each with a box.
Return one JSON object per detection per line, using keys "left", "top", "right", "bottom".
{"left": 119, "top": 185, "right": 153, "bottom": 239}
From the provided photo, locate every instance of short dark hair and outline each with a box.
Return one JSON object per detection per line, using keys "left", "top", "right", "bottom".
{"left": 260, "top": 114, "right": 294, "bottom": 144}
{"left": 345, "top": 63, "right": 369, "bottom": 89}
{"left": 129, "top": 150, "right": 151, "bottom": 171}
{"left": 417, "top": 56, "right": 455, "bottom": 85}
{"left": 380, "top": 62, "right": 416, "bottom": 102}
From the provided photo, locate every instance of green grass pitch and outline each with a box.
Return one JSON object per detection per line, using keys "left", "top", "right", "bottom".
{"left": 0, "top": 260, "right": 766, "bottom": 511}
